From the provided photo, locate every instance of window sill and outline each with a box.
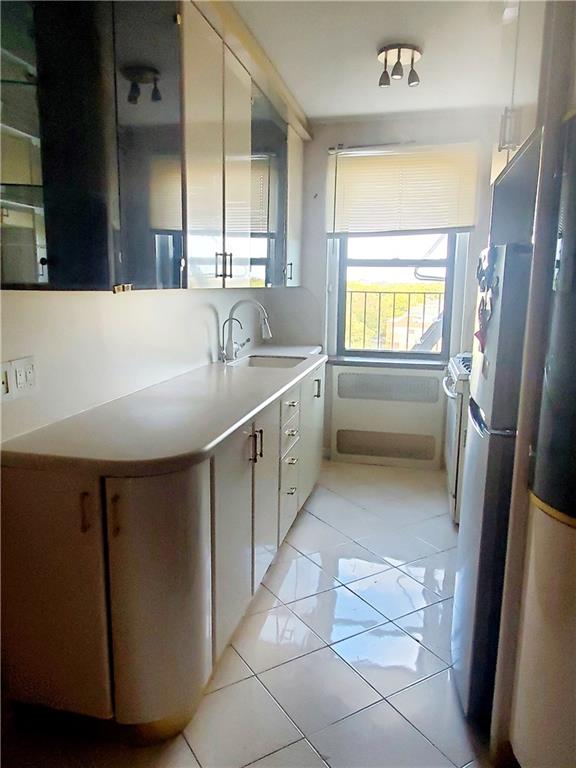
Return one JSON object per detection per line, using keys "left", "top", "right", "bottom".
{"left": 328, "top": 355, "right": 447, "bottom": 370}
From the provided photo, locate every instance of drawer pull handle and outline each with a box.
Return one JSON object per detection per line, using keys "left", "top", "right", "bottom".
{"left": 286, "top": 487, "right": 297, "bottom": 496}
{"left": 80, "top": 491, "right": 91, "bottom": 533}
{"left": 110, "top": 493, "right": 121, "bottom": 537}
{"left": 285, "top": 428, "right": 298, "bottom": 437}
{"left": 287, "top": 457, "right": 298, "bottom": 465}
{"left": 286, "top": 400, "right": 299, "bottom": 407}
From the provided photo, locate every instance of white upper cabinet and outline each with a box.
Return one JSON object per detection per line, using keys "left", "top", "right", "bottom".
{"left": 182, "top": 3, "right": 224, "bottom": 288}
{"left": 223, "top": 49, "right": 253, "bottom": 288}
{"left": 1, "top": 468, "right": 112, "bottom": 719}
{"left": 286, "top": 125, "right": 304, "bottom": 286}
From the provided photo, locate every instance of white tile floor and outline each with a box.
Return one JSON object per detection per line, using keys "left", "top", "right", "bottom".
{"left": 4, "top": 461, "right": 489, "bottom": 768}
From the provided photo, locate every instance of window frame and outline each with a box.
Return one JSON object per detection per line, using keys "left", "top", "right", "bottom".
{"left": 335, "top": 229, "right": 459, "bottom": 362}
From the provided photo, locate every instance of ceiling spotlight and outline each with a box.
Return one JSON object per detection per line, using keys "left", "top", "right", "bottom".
{"left": 121, "top": 65, "right": 161, "bottom": 105}
{"left": 127, "top": 81, "right": 140, "bottom": 104}
{"left": 377, "top": 44, "right": 422, "bottom": 89}
{"left": 408, "top": 51, "right": 420, "bottom": 87}
{"left": 379, "top": 52, "right": 390, "bottom": 87}
{"left": 391, "top": 48, "right": 403, "bottom": 80}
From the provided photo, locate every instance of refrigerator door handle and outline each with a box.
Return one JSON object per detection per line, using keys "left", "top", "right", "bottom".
{"left": 469, "top": 397, "right": 517, "bottom": 439}
{"left": 442, "top": 374, "right": 459, "bottom": 400}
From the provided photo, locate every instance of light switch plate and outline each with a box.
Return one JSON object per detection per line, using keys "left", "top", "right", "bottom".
{"left": 2, "top": 357, "right": 37, "bottom": 400}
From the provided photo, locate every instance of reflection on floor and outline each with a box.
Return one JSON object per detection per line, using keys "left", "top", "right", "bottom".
{"left": 3, "top": 461, "right": 490, "bottom": 768}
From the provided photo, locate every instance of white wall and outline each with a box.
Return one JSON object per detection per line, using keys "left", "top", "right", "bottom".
{"left": 1, "top": 286, "right": 321, "bottom": 441}
{"left": 301, "top": 107, "right": 499, "bottom": 355}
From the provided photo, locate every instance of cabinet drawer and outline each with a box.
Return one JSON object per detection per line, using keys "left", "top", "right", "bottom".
{"left": 281, "top": 411, "right": 300, "bottom": 457}
{"left": 281, "top": 385, "right": 301, "bottom": 427}
{"left": 279, "top": 446, "right": 300, "bottom": 542}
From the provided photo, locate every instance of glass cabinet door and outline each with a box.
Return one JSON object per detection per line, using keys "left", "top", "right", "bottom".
{"left": 113, "top": 1, "right": 184, "bottom": 289}
{"left": 250, "top": 84, "right": 288, "bottom": 287}
{"left": 223, "top": 49, "right": 252, "bottom": 288}
{"left": 182, "top": 3, "right": 224, "bottom": 289}
{"left": 1, "top": 2, "right": 46, "bottom": 286}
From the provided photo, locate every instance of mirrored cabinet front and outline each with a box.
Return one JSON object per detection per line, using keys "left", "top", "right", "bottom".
{"left": 1, "top": 1, "right": 302, "bottom": 291}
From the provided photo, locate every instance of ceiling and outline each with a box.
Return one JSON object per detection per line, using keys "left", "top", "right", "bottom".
{"left": 234, "top": 1, "right": 514, "bottom": 119}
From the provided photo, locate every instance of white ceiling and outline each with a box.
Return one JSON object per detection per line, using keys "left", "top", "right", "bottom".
{"left": 234, "top": 1, "right": 514, "bottom": 119}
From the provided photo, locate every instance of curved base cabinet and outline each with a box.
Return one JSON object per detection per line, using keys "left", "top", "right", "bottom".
{"left": 1, "top": 362, "right": 326, "bottom": 739}
{"left": 510, "top": 498, "right": 576, "bottom": 768}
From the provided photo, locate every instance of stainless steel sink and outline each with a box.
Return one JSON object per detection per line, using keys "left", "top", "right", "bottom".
{"left": 231, "top": 355, "right": 306, "bottom": 368}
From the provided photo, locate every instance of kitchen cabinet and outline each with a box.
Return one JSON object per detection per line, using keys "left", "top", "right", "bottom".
{"left": 1, "top": 468, "right": 112, "bottom": 718}
{"left": 253, "top": 403, "right": 281, "bottom": 586}
{"left": 286, "top": 125, "right": 304, "bottom": 286}
{"left": 211, "top": 425, "right": 254, "bottom": 659}
{"left": 105, "top": 466, "right": 211, "bottom": 725}
{"left": 182, "top": 2, "right": 224, "bottom": 289}
{"left": 299, "top": 365, "right": 326, "bottom": 506}
{"left": 223, "top": 49, "right": 253, "bottom": 288}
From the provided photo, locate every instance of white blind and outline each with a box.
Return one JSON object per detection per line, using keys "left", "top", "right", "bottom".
{"left": 251, "top": 157, "right": 270, "bottom": 234}
{"left": 333, "top": 144, "right": 478, "bottom": 234}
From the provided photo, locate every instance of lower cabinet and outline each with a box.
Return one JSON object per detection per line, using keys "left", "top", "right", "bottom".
{"left": 105, "top": 465, "right": 212, "bottom": 725}
{"left": 211, "top": 424, "right": 253, "bottom": 660}
{"left": 1, "top": 468, "right": 112, "bottom": 719}
{"left": 253, "top": 403, "right": 281, "bottom": 587}
{"left": 1, "top": 361, "right": 326, "bottom": 733}
{"left": 299, "top": 364, "right": 326, "bottom": 505}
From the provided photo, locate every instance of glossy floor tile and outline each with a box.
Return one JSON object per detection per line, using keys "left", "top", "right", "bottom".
{"left": 304, "top": 486, "right": 390, "bottom": 539}
{"left": 185, "top": 676, "right": 301, "bottom": 768}
{"left": 403, "top": 514, "right": 459, "bottom": 551}
{"left": 285, "top": 512, "right": 349, "bottom": 555}
{"left": 248, "top": 740, "right": 328, "bottom": 767}
{"left": 263, "top": 554, "right": 339, "bottom": 603}
{"left": 309, "top": 700, "right": 453, "bottom": 767}
{"left": 232, "top": 604, "right": 324, "bottom": 673}
{"left": 395, "top": 599, "right": 455, "bottom": 664}
{"left": 207, "top": 646, "right": 253, "bottom": 693}
{"left": 259, "top": 646, "right": 381, "bottom": 736}
{"left": 307, "top": 541, "right": 391, "bottom": 585}
{"left": 288, "top": 585, "right": 387, "bottom": 644}
{"left": 246, "top": 585, "right": 283, "bottom": 616}
{"left": 347, "top": 567, "right": 444, "bottom": 620}
{"left": 389, "top": 669, "right": 478, "bottom": 767}
{"left": 398, "top": 548, "right": 457, "bottom": 598}
{"left": 358, "top": 528, "right": 439, "bottom": 567}
{"left": 333, "top": 623, "right": 448, "bottom": 697}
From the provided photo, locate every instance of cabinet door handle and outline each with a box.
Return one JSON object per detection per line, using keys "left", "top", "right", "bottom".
{"left": 286, "top": 457, "right": 298, "bottom": 465}
{"left": 226, "top": 251, "right": 233, "bottom": 278}
{"left": 286, "top": 262, "right": 293, "bottom": 281}
{"left": 286, "top": 487, "right": 297, "bottom": 496}
{"left": 215, "top": 252, "right": 225, "bottom": 278}
{"left": 285, "top": 428, "right": 298, "bottom": 437}
{"left": 286, "top": 400, "right": 299, "bottom": 407}
{"left": 80, "top": 491, "right": 91, "bottom": 533}
{"left": 258, "top": 428, "right": 264, "bottom": 458}
{"left": 110, "top": 493, "right": 121, "bottom": 537}
{"left": 250, "top": 432, "right": 259, "bottom": 463}
{"left": 314, "top": 378, "right": 322, "bottom": 398}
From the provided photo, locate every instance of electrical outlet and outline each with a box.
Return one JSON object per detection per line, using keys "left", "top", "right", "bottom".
{"left": 3, "top": 357, "right": 37, "bottom": 399}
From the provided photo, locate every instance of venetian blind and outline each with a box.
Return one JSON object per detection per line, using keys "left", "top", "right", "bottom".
{"left": 333, "top": 144, "right": 478, "bottom": 234}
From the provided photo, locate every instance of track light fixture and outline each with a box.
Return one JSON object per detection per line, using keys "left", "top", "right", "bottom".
{"left": 377, "top": 44, "right": 422, "bottom": 89}
{"left": 121, "top": 65, "right": 162, "bottom": 104}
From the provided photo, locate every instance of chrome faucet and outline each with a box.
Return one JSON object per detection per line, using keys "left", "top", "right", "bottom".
{"left": 220, "top": 299, "right": 272, "bottom": 363}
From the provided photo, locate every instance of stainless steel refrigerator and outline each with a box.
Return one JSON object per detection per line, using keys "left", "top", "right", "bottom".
{"left": 451, "top": 243, "right": 532, "bottom": 731}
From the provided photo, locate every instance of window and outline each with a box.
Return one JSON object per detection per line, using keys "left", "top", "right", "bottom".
{"left": 330, "top": 145, "right": 477, "bottom": 360}
{"left": 337, "top": 231, "right": 455, "bottom": 358}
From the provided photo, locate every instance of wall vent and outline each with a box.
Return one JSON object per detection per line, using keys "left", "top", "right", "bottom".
{"left": 336, "top": 429, "right": 436, "bottom": 460}
{"left": 337, "top": 373, "right": 439, "bottom": 403}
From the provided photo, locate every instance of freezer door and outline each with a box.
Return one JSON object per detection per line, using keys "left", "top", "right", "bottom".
{"left": 470, "top": 245, "right": 531, "bottom": 429}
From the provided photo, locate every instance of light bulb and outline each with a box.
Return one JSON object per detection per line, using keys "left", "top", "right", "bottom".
{"left": 391, "top": 48, "right": 403, "bottom": 79}
{"left": 127, "top": 81, "right": 140, "bottom": 104}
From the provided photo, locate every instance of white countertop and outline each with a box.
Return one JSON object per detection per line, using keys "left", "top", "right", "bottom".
{"left": 1, "top": 347, "right": 326, "bottom": 477}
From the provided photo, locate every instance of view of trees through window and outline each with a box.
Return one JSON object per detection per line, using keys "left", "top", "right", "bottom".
{"left": 339, "top": 233, "right": 452, "bottom": 355}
